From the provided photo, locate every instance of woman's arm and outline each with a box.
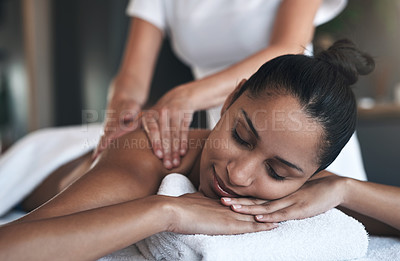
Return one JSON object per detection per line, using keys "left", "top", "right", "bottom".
{"left": 0, "top": 130, "right": 276, "bottom": 260}
{"left": 0, "top": 130, "right": 183, "bottom": 259}
{"left": 223, "top": 171, "right": 400, "bottom": 236}
{"left": 339, "top": 178, "right": 400, "bottom": 236}
{"left": 0, "top": 193, "right": 277, "bottom": 261}
{"left": 0, "top": 196, "right": 169, "bottom": 261}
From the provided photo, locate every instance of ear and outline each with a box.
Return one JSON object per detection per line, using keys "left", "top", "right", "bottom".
{"left": 221, "top": 79, "right": 247, "bottom": 116}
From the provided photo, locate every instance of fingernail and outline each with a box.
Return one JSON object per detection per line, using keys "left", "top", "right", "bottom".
{"left": 164, "top": 160, "right": 172, "bottom": 169}
{"left": 172, "top": 158, "right": 179, "bottom": 166}
{"left": 156, "top": 150, "right": 163, "bottom": 158}
{"left": 256, "top": 215, "right": 263, "bottom": 220}
{"left": 222, "top": 197, "right": 231, "bottom": 202}
{"left": 232, "top": 204, "right": 241, "bottom": 209}
{"left": 180, "top": 149, "right": 186, "bottom": 155}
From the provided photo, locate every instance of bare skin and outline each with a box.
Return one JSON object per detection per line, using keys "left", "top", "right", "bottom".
{"left": 1, "top": 90, "right": 400, "bottom": 260}
{"left": 21, "top": 151, "right": 94, "bottom": 212}
{"left": 18, "top": 129, "right": 207, "bottom": 223}
{"left": 95, "top": 0, "right": 323, "bottom": 169}
{"left": 0, "top": 130, "right": 277, "bottom": 261}
{"left": 0, "top": 88, "right": 322, "bottom": 260}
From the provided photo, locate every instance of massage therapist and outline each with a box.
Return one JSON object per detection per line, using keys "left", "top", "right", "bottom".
{"left": 94, "top": 0, "right": 365, "bottom": 184}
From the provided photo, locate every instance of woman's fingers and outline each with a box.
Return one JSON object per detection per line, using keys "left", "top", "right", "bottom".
{"left": 254, "top": 204, "right": 306, "bottom": 223}
{"left": 221, "top": 197, "right": 268, "bottom": 206}
{"left": 225, "top": 197, "right": 301, "bottom": 223}
{"left": 228, "top": 176, "right": 347, "bottom": 223}
{"left": 171, "top": 193, "right": 279, "bottom": 235}
{"left": 230, "top": 199, "right": 294, "bottom": 216}
{"left": 229, "top": 220, "right": 279, "bottom": 234}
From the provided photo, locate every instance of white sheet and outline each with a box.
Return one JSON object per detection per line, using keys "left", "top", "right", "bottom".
{"left": 0, "top": 124, "right": 101, "bottom": 216}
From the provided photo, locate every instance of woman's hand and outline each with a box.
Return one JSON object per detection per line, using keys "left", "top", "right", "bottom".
{"left": 166, "top": 192, "right": 278, "bottom": 235}
{"left": 142, "top": 86, "right": 194, "bottom": 169}
{"left": 222, "top": 175, "right": 347, "bottom": 223}
{"left": 93, "top": 98, "right": 142, "bottom": 159}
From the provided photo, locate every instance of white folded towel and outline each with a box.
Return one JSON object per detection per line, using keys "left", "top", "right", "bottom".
{"left": 0, "top": 124, "right": 102, "bottom": 216}
{"left": 136, "top": 173, "right": 368, "bottom": 261}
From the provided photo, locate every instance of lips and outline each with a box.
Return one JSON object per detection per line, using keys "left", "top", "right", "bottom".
{"left": 212, "top": 165, "right": 239, "bottom": 198}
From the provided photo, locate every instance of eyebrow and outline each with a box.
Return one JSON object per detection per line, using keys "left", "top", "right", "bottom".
{"left": 241, "top": 108, "right": 304, "bottom": 175}
{"left": 274, "top": 156, "right": 304, "bottom": 174}
{"left": 241, "top": 109, "right": 259, "bottom": 139}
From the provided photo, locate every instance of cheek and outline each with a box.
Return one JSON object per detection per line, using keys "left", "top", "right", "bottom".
{"left": 206, "top": 129, "right": 233, "bottom": 157}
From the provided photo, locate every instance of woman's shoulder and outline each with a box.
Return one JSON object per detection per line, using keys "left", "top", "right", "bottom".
{"left": 100, "top": 128, "right": 210, "bottom": 177}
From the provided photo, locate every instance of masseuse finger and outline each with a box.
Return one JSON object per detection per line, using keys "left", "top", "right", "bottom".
{"left": 160, "top": 108, "right": 173, "bottom": 169}
{"left": 142, "top": 111, "right": 163, "bottom": 159}
{"left": 170, "top": 115, "right": 181, "bottom": 167}
{"left": 180, "top": 112, "right": 192, "bottom": 156}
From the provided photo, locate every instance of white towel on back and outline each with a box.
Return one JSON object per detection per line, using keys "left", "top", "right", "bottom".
{"left": 136, "top": 173, "right": 368, "bottom": 261}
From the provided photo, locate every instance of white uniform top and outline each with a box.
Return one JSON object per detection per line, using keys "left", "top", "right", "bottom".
{"left": 126, "top": 0, "right": 367, "bottom": 181}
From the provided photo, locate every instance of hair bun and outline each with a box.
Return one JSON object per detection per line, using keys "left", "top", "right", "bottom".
{"left": 315, "top": 39, "right": 375, "bottom": 85}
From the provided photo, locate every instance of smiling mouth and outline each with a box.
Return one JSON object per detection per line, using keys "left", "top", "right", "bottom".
{"left": 212, "top": 165, "right": 239, "bottom": 198}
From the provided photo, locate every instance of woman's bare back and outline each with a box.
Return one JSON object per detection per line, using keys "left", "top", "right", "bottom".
{"left": 18, "top": 129, "right": 210, "bottom": 223}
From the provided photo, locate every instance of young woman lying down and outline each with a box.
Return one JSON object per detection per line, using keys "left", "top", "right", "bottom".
{"left": 1, "top": 39, "right": 399, "bottom": 260}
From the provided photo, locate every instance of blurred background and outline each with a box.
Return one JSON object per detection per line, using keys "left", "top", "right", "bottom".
{"left": 0, "top": 0, "right": 399, "bottom": 185}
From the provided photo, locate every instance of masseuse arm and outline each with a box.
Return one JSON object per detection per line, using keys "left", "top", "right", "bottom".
{"left": 0, "top": 130, "right": 275, "bottom": 260}
{"left": 171, "top": 0, "right": 322, "bottom": 110}
{"left": 224, "top": 171, "right": 400, "bottom": 236}
{"left": 133, "top": 0, "right": 323, "bottom": 169}
{"left": 93, "top": 18, "right": 163, "bottom": 158}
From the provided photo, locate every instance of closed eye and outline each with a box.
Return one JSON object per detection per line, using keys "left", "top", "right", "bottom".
{"left": 266, "top": 163, "right": 285, "bottom": 181}
{"left": 231, "top": 126, "right": 251, "bottom": 148}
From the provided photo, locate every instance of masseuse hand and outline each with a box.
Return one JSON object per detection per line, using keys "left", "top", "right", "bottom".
{"left": 142, "top": 86, "right": 194, "bottom": 169}
{"left": 167, "top": 192, "right": 278, "bottom": 235}
{"left": 93, "top": 97, "right": 142, "bottom": 159}
{"left": 221, "top": 173, "right": 346, "bottom": 223}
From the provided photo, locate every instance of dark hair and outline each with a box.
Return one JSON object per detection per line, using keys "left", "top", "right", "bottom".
{"left": 236, "top": 39, "right": 374, "bottom": 174}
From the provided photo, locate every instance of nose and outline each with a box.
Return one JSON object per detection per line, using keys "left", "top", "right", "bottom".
{"left": 226, "top": 157, "right": 257, "bottom": 187}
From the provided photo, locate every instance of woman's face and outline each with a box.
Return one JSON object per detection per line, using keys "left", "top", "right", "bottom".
{"left": 199, "top": 92, "right": 323, "bottom": 200}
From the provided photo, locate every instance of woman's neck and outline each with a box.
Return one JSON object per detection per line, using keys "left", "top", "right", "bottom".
{"left": 187, "top": 151, "right": 202, "bottom": 189}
